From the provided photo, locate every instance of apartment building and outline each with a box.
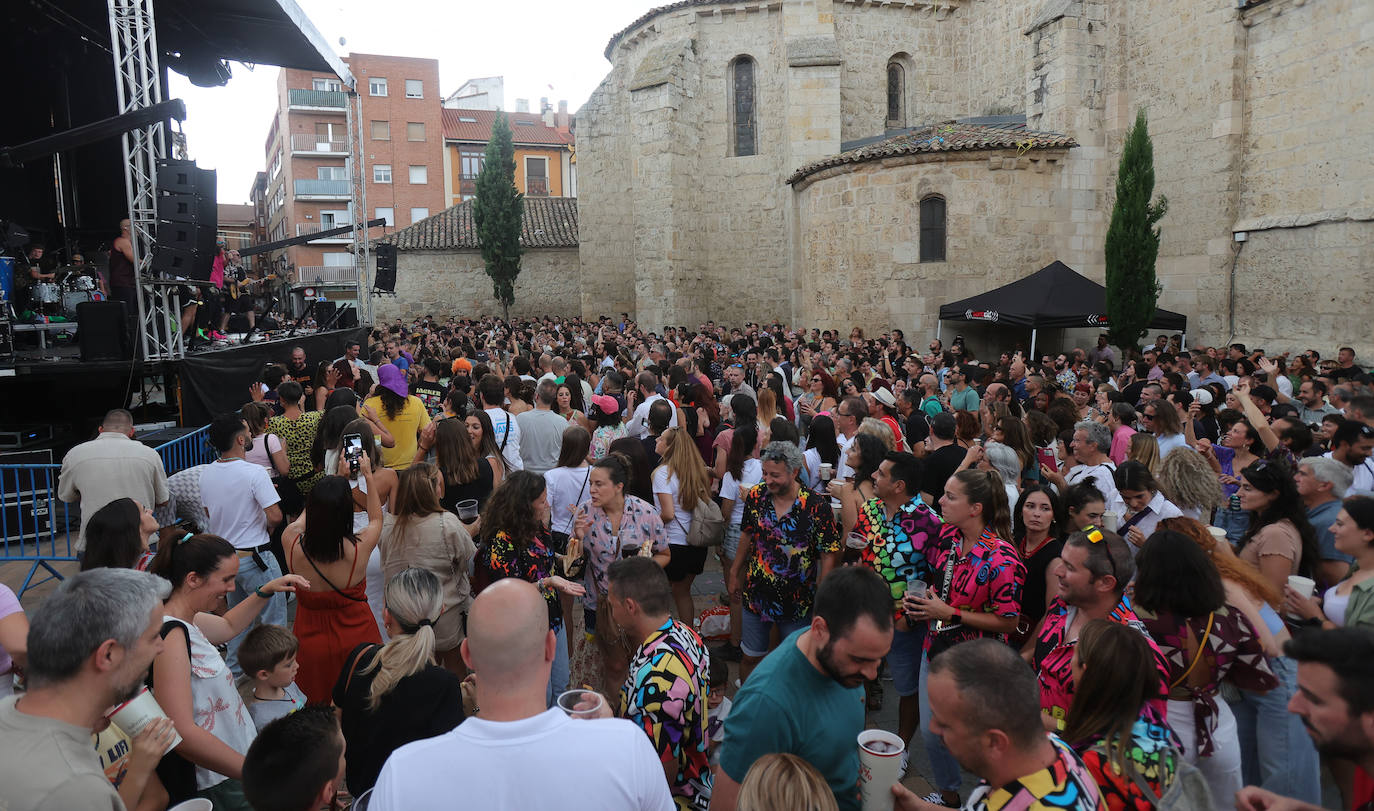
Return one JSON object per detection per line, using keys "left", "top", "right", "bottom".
{"left": 442, "top": 100, "right": 575, "bottom": 207}
{"left": 259, "top": 53, "right": 444, "bottom": 297}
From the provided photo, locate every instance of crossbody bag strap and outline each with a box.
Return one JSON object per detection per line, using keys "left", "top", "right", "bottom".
{"left": 500, "top": 413, "right": 510, "bottom": 451}
{"left": 342, "top": 643, "right": 380, "bottom": 698}
{"left": 1170, "top": 611, "right": 1215, "bottom": 690}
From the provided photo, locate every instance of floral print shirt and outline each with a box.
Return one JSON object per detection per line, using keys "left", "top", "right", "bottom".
{"left": 591, "top": 423, "right": 629, "bottom": 461}
{"left": 486, "top": 529, "right": 562, "bottom": 632}
{"left": 619, "top": 619, "right": 711, "bottom": 809}
{"left": 739, "top": 483, "right": 841, "bottom": 622}
{"left": 854, "top": 495, "right": 944, "bottom": 621}
{"left": 578, "top": 495, "right": 668, "bottom": 610}
{"left": 969, "top": 734, "right": 1106, "bottom": 811}
{"left": 1033, "top": 596, "right": 1170, "bottom": 732}
{"left": 925, "top": 525, "right": 1026, "bottom": 654}
{"left": 1135, "top": 603, "right": 1277, "bottom": 756}
{"left": 1076, "top": 716, "right": 1179, "bottom": 811}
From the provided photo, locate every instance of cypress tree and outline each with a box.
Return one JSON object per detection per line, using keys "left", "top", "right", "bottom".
{"left": 1104, "top": 109, "right": 1168, "bottom": 361}
{"left": 473, "top": 112, "right": 524, "bottom": 321}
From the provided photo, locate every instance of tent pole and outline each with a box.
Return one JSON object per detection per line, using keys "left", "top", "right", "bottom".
{"left": 936, "top": 320, "right": 942, "bottom": 346}
{"left": 1030, "top": 328, "right": 1037, "bottom": 360}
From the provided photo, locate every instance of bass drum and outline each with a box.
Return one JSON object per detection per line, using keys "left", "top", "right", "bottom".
{"left": 63, "top": 290, "right": 94, "bottom": 314}
{"left": 69, "top": 275, "right": 96, "bottom": 291}
{"left": 32, "top": 282, "right": 60, "bottom": 304}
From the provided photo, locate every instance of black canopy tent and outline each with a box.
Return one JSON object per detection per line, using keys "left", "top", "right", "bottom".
{"left": 936, "top": 261, "right": 1188, "bottom": 357}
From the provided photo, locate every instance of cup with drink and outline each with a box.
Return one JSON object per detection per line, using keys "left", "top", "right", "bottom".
{"left": 1285, "top": 575, "right": 1316, "bottom": 619}
{"left": 1101, "top": 510, "right": 1119, "bottom": 532}
{"left": 557, "top": 689, "right": 605, "bottom": 719}
{"left": 857, "top": 729, "right": 906, "bottom": 811}
{"left": 456, "top": 499, "right": 479, "bottom": 522}
{"left": 105, "top": 686, "right": 182, "bottom": 755}
{"left": 846, "top": 531, "right": 869, "bottom": 550}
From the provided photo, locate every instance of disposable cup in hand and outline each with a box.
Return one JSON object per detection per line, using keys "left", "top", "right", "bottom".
{"left": 905, "top": 578, "right": 928, "bottom": 600}
{"left": 456, "top": 499, "right": 479, "bottom": 521}
{"left": 857, "top": 729, "right": 905, "bottom": 811}
{"left": 846, "top": 532, "right": 869, "bottom": 550}
{"left": 1101, "top": 510, "right": 1119, "bottom": 532}
{"left": 557, "top": 689, "right": 603, "bottom": 719}
{"left": 1287, "top": 575, "right": 1316, "bottom": 597}
{"left": 819, "top": 463, "right": 834, "bottom": 481}
{"left": 107, "top": 687, "right": 182, "bottom": 755}
{"left": 1207, "top": 526, "right": 1228, "bottom": 544}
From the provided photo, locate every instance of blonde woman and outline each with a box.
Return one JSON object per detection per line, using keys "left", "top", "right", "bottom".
{"left": 756, "top": 387, "right": 779, "bottom": 427}
{"left": 737, "top": 753, "right": 839, "bottom": 811}
{"left": 1127, "top": 431, "right": 1161, "bottom": 476}
{"left": 380, "top": 463, "right": 476, "bottom": 676}
{"left": 1157, "top": 446, "right": 1225, "bottom": 521}
{"left": 654, "top": 426, "right": 714, "bottom": 622}
{"left": 333, "top": 567, "right": 464, "bottom": 796}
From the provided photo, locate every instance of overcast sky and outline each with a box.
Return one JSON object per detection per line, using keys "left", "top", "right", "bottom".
{"left": 170, "top": 0, "right": 656, "bottom": 203}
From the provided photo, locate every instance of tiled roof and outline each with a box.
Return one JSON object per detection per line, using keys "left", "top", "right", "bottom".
{"left": 787, "top": 119, "right": 1077, "bottom": 185}
{"left": 376, "top": 196, "right": 578, "bottom": 251}
{"left": 441, "top": 108, "right": 572, "bottom": 147}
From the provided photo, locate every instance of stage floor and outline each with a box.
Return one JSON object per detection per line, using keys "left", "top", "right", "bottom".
{"left": 3, "top": 326, "right": 340, "bottom": 374}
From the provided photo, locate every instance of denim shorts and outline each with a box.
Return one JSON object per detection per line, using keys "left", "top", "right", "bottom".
{"left": 722, "top": 524, "right": 742, "bottom": 560}
{"left": 741, "top": 609, "right": 811, "bottom": 658}
{"left": 886, "top": 624, "right": 927, "bottom": 697}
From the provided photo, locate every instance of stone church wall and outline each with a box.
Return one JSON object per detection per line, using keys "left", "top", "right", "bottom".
{"left": 370, "top": 248, "right": 582, "bottom": 322}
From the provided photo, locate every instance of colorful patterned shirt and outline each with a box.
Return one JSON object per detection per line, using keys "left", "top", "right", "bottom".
{"left": 1033, "top": 596, "right": 1170, "bottom": 732}
{"left": 486, "top": 529, "right": 562, "bottom": 632}
{"left": 968, "top": 734, "right": 1106, "bottom": 811}
{"left": 739, "top": 483, "right": 841, "bottom": 622}
{"left": 1135, "top": 604, "right": 1277, "bottom": 756}
{"left": 1076, "top": 717, "right": 1179, "bottom": 811}
{"left": 854, "top": 495, "right": 943, "bottom": 621}
{"left": 578, "top": 495, "right": 669, "bottom": 610}
{"left": 925, "top": 525, "right": 1026, "bottom": 654}
{"left": 1056, "top": 369, "right": 1079, "bottom": 394}
{"left": 619, "top": 619, "right": 712, "bottom": 809}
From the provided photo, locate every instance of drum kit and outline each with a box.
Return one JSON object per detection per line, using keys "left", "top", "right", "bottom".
{"left": 28, "top": 267, "right": 102, "bottom": 318}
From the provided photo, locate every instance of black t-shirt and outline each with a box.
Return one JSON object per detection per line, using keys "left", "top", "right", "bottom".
{"left": 333, "top": 643, "right": 466, "bottom": 794}
{"left": 920, "top": 444, "right": 966, "bottom": 504}
{"left": 904, "top": 412, "right": 929, "bottom": 447}
{"left": 1329, "top": 365, "right": 1364, "bottom": 382}
{"left": 1119, "top": 380, "right": 1148, "bottom": 406}
{"left": 440, "top": 457, "right": 495, "bottom": 511}
{"left": 412, "top": 380, "right": 446, "bottom": 417}
{"left": 1019, "top": 535, "right": 1066, "bottom": 629}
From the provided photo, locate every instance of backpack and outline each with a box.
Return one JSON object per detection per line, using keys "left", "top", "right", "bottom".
{"left": 1128, "top": 749, "right": 1216, "bottom": 811}
{"left": 682, "top": 497, "right": 726, "bottom": 548}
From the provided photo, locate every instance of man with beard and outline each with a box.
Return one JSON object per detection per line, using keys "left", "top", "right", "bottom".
{"left": 286, "top": 345, "right": 315, "bottom": 397}
{"left": 0, "top": 568, "right": 176, "bottom": 810}
{"left": 1236, "top": 629, "right": 1374, "bottom": 811}
{"left": 713, "top": 566, "right": 894, "bottom": 811}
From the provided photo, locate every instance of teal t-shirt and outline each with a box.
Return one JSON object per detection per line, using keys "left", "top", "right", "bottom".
{"left": 949, "top": 387, "right": 980, "bottom": 412}
{"left": 719, "top": 630, "right": 865, "bottom": 811}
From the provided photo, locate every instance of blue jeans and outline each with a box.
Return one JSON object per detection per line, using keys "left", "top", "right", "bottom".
{"left": 1213, "top": 504, "right": 1250, "bottom": 546}
{"left": 740, "top": 610, "right": 810, "bottom": 658}
{"left": 546, "top": 624, "right": 571, "bottom": 707}
{"left": 224, "top": 552, "right": 286, "bottom": 677}
{"left": 887, "top": 624, "right": 927, "bottom": 698}
{"left": 918, "top": 653, "right": 962, "bottom": 792}
{"left": 1230, "top": 656, "right": 1322, "bottom": 804}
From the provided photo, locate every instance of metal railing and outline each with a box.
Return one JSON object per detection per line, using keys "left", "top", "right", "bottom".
{"left": 290, "top": 133, "right": 348, "bottom": 154}
{"left": 296, "top": 223, "right": 353, "bottom": 240}
{"left": 295, "top": 266, "right": 359, "bottom": 284}
{"left": 288, "top": 88, "right": 348, "bottom": 110}
{"left": 293, "top": 179, "right": 351, "bottom": 197}
{"left": 526, "top": 176, "right": 550, "bottom": 197}
{"left": 1, "top": 426, "right": 212, "bottom": 597}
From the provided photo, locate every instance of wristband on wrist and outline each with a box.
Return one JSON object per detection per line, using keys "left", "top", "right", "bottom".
{"left": 950, "top": 609, "right": 962, "bottom": 624}
{"left": 255, "top": 587, "right": 271, "bottom": 599}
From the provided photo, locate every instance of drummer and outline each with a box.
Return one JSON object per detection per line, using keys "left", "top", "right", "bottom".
{"left": 69, "top": 254, "right": 109, "bottom": 298}
{"left": 19, "top": 245, "right": 58, "bottom": 315}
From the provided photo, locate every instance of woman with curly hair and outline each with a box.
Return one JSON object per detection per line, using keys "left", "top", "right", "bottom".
{"left": 1156, "top": 447, "right": 1224, "bottom": 522}
{"left": 363, "top": 364, "right": 431, "bottom": 471}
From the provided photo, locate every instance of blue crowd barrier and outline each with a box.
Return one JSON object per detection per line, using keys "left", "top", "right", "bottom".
{"left": 1, "top": 425, "right": 211, "bottom": 598}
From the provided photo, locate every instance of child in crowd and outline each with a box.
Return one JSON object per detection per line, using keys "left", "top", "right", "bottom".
{"left": 706, "top": 656, "right": 731, "bottom": 765}
{"left": 236, "top": 624, "right": 306, "bottom": 728}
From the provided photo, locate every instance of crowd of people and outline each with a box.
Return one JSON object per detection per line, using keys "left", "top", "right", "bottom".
{"left": 2, "top": 313, "right": 1374, "bottom": 811}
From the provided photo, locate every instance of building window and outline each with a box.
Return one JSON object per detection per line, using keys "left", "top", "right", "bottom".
{"left": 373, "top": 165, "right": 392, "bottom": 183}
{"left": 375, "top": 207, "right": 394, "bottom": 226}
{"left": 405, "top": 79, "right": 423, "bottom": 99}
{"left": 886, "top": 61, "right": 906, "bottom": 128}
{"left": 524, "top": 157, "right": 548, "bottom": 196}
{"left": 269, "top": 152, "right": 282, "bottom": 179}
{"left": 312, "top": 77, "right": 341, "bottom": 92}
{"left": 369, "top": 77, "right": 388, "bottom": 96}
{"left": 729, "top": 56, "right": 757, "bottom": 157}
{"left": 408, "top": 165, "right": 428, "bottom": 185}
{"left": 406, "top": 122, "right": 426, "bottom": 142}
{"left": 317, "top": 165, "right": 348, "bottom": 181}
{"left": 460, "top": 149, "right": 485, "bottom": 197}
{"left": 410, "top": 207, "right": 429, "bottom": 224}
{"left": 919, "top": 195, "right": 946, "bottom": 262}
{"left": 370, "top": 120, "right": 390, "bottom": 141}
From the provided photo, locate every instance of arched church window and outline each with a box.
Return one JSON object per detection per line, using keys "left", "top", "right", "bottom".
{"left": 731, "top": 56, "right": 757, "bottom": 157}
{"left": 920, "top": 195, "right": 946, "bottom": 262}
{"left": 886, "top": 62, "right": 905, "bottom": 128}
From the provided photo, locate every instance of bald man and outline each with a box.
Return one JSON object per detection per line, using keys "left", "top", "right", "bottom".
{"left": 57, "top": 409, "right": 168, "bottom": 553}
{"left": 370, "top": 580, "right": 674, "bottom": 811}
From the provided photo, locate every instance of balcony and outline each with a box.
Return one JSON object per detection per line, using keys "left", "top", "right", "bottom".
{"left": 288, "top": 89, "right": 347, "bottom": 112}
{"left": 292, "top": 179, "right": 351, "bottom": 200}
{"left": 295, "top": 266, "right": 359, "bottom": 286}
{"left": 460, "top": 176, "right": 477, "bottom": 197}
{"left": 525, "top": 176, "right": 549, "bottom": 197}
{"left": 291, "top": 133, "right": 348, "bottom": 156}
{"left": 296, "top": 223, "right": 352, "bottom": 243}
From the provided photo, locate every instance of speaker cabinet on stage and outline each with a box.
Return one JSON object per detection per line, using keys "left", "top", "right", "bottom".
{"left": 374, "top": 243, "right": 397, "bottom": 292}
{"left": 313, "top": 300, "right": 337, "bottom": 326}
{"left": 336, "top": 308, "right": 357, "bottom": 329}
{"left": 154, "top": 159, "right": 218, "bottom": 281}
{"left": 226, "top": 313, "right": 252, "bottom": 333}
{"left": 77, "top": 301, "right": 131, "bottom": 361}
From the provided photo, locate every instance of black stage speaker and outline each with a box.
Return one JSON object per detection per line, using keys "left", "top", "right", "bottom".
{"left": 313, "top": 300, "right": 337, "bottom": 326}
{"left": 154, "top": 159, "right": 218, "bottom": 281}
{"left": 336, "top": 308, "right": 358, "bottom": 329}
{"left": 77, "top": 300, "right": 131, "bottom": 361}
{"left": 374, "top": 243, "right": 397, "bottom": 292}
{"left": 226, "top": 313, "right": 252, "bottom": 333}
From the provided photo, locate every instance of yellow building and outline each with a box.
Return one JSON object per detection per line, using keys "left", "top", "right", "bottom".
{"left": 441, "top": 108, "right": 575, "bottom": 206}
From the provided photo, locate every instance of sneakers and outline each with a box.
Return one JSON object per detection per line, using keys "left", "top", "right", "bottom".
{"left": 922, "top": 792, "right": 960, "bottom": 808}
{"left": 712, "top": 642, "right": 742, "bottom": 662}
{"left": 898, "top": 751, "right": 910, "bottom": 778}
{"left": 210, "top": 330, "right": 227, "bottom": 341}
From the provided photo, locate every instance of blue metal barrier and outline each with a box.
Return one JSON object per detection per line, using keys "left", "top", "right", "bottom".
{"left": 1, "top": 425, "right": 211, "bottom": 598}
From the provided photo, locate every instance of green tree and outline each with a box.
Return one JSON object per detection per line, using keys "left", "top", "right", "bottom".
{"left": 473, "top": 112, "right": 524, "bottom": 320}
{"left": 1104, "top": 109, "right": 1168, "bottom": 361}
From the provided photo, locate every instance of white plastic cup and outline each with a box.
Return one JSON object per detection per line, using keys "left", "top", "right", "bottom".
{"left": 557, "top": 689, "right": 604, "bottom": 719}
{"left": 1101, "top": 510, "right": 1119, "bottom": 532}
{"left": 1207, "top": 526, "right": 1228, "bottom": 544}
{"left": 168, "top": 800, "right": 213, "bottom": 811}
{"left": 857, "top": 728, "right": 906, "bottom": 811}
{"left": 456, "top": 499, "right": 479, "bottom": 521}
{"left": 846, "top": 532, "right": 869, "bottom": 550}
{"left": 819, "top": 463, "right": 834, "bottom": 481}
{"left": 1287, "top": 575, "right": 1316, "bottom": 597}
{"left": 905, "top": 578, "right": 928, "bottom": 600}
{"left": 106, "top": 687, "right": 182, "bottom": 755}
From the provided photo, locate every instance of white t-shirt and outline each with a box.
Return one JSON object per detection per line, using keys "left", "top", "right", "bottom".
{"left": 803, "top": 447, "right": 822, "bottom": 487}
{"left": 720, "top": 458, "right": 764, "bottom": 526}
{"left": 545, "top": 465, "right": 592, "bottom": 535}
{"left": 486, "top": 407, "right": 523, "bottom": 472}
{"left": 199, "top": 458, "right": 280, "bottom": 549}
{"left": 626, "top": 393, "right": 679, "bottom": 439}
{"left": 1324, "top": 451, "right": 1374, "bottom": 494}
{"left": 836, "top": 431, "right": 857, "bottom": 481}
{"left": 652, "top": 467, "right": 694, "bottom": 546}
{"left": 371, "top": 709, "right": 674, "bottom": 811}
{"left": 1065, "top": 461, "right": 1124, "bottom": 514}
